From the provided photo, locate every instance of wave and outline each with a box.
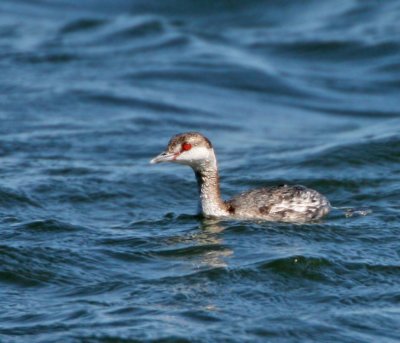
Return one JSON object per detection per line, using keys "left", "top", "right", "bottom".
{"left": 14, "top": 218, "right": 85, "bottom": 232}
{"left": 301, "top": 134, "right": 400, "bottom": 168}
{"left": 0, "top": 187, "right": 40, "bottom": 208}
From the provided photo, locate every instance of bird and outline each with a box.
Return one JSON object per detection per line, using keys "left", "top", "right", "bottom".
{"left": 150, "top": 132, "right": 330, "bottom": 222}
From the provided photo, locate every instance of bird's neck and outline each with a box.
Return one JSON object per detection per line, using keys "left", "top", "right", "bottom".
{"left": 193, "top": 151, "right": 228, "bottom": 217}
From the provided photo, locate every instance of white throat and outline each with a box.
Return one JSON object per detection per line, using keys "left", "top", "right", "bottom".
{"left": 191, "top": 149, "right": 228, "bottom": 217}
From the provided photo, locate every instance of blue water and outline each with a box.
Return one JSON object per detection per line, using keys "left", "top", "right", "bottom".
{"left": 1, "top": 0, "right": 400, "bottom": 342}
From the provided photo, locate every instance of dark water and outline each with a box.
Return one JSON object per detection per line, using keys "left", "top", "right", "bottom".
{"left": 1, "top": 0, "right": 400, "bottom": 342}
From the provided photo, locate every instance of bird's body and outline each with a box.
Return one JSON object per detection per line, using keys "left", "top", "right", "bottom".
{"left": 225, "top": 185, "right": 330, "bottom": 222}
{"left": 151, "top": 132, "right": 330, "bottom": 223}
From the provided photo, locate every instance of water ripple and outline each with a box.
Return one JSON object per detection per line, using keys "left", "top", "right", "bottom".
{"left": 1, "top": 0, "right": 400, "bottom": 341}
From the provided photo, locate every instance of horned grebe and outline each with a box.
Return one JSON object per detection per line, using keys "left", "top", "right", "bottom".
{"left": 150, "top": 132, "right": 331, "bottom": 222}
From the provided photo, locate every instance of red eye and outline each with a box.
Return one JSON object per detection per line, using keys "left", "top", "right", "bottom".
{"left": 182, "top": 143, "right": 192, "bottom": 151}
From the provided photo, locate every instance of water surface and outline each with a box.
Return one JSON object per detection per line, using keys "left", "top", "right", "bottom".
{"left": 1, "top": 0, "right": 400, "bottom": 342}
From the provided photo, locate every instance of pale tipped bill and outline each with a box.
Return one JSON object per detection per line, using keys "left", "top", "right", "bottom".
{"left": 150, "top": 151, "right": 177, "bottom": 164}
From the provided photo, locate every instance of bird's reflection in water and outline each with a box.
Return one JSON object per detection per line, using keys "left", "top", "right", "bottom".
{"left": 193, "top": 218, "right": 233, "bottom": 268}
{"left": 164, "top": 217, "right": 233, "bottom": 268}
{"left": 160, "top": 217, "right": 233, "bottom": 314}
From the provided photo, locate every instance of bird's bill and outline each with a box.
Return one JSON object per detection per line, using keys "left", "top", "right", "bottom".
{"left": 150, "top": 151, "right": 177, "bottom": 164}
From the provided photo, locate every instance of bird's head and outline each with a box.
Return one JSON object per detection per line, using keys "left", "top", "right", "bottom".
{"left": 150, "top": 132, "right": 215, "bottom": 170}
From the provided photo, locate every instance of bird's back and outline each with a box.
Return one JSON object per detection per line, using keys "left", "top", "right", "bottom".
{"left": 225, "top": 185, "right": 330, "bottom": 222}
